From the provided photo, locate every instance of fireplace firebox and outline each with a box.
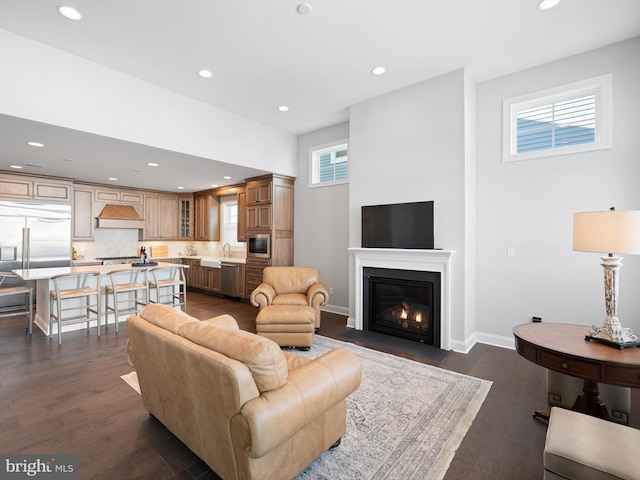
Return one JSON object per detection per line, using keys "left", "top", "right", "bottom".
{"left": 363, "top": 267, "right": 441, "bottom": 347}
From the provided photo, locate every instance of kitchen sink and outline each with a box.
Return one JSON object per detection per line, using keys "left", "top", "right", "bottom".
{"left": 200, "top": 257, "right": 246, "bottom": 268}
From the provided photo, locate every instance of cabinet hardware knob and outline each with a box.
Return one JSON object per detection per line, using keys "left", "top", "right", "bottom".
{"left": 562, "top": 363, "right": 569, "bottom": 369}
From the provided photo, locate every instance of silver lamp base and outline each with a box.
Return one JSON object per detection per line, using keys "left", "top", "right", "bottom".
{"left": 586, "top": 316, "right": 640, "bottom": 349}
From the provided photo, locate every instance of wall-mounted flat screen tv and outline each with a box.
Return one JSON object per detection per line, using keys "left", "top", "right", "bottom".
{"left": 361, "top": 201, "right": 434, "bottom": 249}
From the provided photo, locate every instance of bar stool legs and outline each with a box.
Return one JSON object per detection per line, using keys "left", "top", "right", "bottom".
{"left": 0, "top": 272, "right": 33, "bottom": 334}
{"left": 49, "top": 271, "right": 101, "bottom": 345}
{"left": 105, "top": 268, "right": 149, "bottom": 332}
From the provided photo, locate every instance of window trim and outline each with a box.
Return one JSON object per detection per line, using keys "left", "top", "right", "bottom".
{"left": 503, "top": 74, "right": 612, "bottom": 163}
{"left": 308, "top": 139, "right": 349, "bottom": 188}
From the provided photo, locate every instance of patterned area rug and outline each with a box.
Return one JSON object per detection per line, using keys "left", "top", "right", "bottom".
{"left": 121, "top": 335, "right": 491, "bottom": 480}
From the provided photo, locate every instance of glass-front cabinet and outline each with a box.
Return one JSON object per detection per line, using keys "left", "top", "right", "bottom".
{"left": 179, "top": 195, "right": 193, "bottom": 240}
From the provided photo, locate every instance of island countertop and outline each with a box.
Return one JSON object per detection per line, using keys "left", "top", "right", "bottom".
{"left": 12, "top": 261, "right": 186, "bottom": 281}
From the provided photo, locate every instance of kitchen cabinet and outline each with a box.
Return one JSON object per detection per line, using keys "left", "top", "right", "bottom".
{"left": 0, "top": 172, "right": 71, "bottom": 202}
{"left": 179, "top": 195, "right": 193, "bottom": 240}
{"left": 194, "top": 192, "right": 220, "bottom": 241}
{"left": 244, "top": 174, "right": 295, "bottom": 296}
{"left": 246, "top": 178, "right": 272, "bottom": 204}
{"left": 246, "top": 257, "right": 270, "bottom": 296}
{"left": 72, "top": 188, "right": 94, "bottom": 240}
{"left": 201, "top": 266, "right": 221, "bottom": 293}
{"left": 94, "top": 187, "right": 143, "bottom": 205}
{"left": 143, "top": 193, "right": 178, "bottom": 240}
{"left": 183, "top": 258, "right": 221, "bottom": 294}
{"left": 237, "top": 189, "right": 247, "bottom": 242}
{"left": 235, "top": 263, "right": 246, "bottom": 298}
{"left": 246, "top": 204, "right": 272, "bottom": 230}
{"left": 186, "top": 259, "right": 202, "bottom": 289}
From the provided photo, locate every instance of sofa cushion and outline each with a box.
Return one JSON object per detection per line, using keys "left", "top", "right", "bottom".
{"left": 139, "top": 304, "right": 198, "bottom": 333}
{"left": 178, "top": 321, "right": 288, "bottom": 393}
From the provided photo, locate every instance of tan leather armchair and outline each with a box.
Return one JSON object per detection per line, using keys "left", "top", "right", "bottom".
{"left": 250, "top": 266, "right": 329, "bottom": 330}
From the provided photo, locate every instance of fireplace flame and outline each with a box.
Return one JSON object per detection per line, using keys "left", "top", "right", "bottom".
{"left": 415, "top": 312, "right": 422, "bottom": 323}
{"left": 400, "top": 308, "right": 408, "bottom": 320}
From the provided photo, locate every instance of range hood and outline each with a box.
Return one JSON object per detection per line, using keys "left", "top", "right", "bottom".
{"left": 96, "top": 204, "right": 145, "bottom": 229}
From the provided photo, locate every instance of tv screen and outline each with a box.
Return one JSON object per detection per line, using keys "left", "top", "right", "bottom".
{"left": 361, "top": 201, "right": 434, "bottom": 249}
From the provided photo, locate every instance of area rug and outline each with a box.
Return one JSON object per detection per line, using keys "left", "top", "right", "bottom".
{"left": 121, "top": 335, "right": 491, "bottom": 480}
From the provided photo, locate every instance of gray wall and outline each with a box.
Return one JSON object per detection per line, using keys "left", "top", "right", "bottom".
{"left": 475, "top": 37, "right": 640, "bottom": 346}
{"left": 295, "top": 36, "right": 640, "bottom": 350}
{"left": 295, "top": 122, "right": 350, "bottom": 315}
{"left": 348, "top": 69, "right": 475, "bottom": 349}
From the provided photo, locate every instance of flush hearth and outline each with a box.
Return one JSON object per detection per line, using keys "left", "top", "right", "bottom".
{"left": 364, "top": 267, "right": 441, "bottom": 347}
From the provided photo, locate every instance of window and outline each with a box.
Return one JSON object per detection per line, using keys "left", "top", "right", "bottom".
{"left": 503, "top": 74, "right": 612, "bottom": 162}
{"left": 220, "top": 195, "right": 239, "bottom": 245}
{"left": 310, "top": 141, "right": 349, "bottom": 187}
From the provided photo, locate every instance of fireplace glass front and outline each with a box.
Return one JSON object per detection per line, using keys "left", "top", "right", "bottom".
{"left": 364, "top": 267, "right": 441, "bottom": 347}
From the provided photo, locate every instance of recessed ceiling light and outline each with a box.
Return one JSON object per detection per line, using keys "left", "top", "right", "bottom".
{"left": 58, "top": 6, "right": 82, "bottom": 20}
{"left": 223, "top": 176, "right": 232, "bottom": 180}
{"left": 177, "top": 186, "right": 185, "bottom": 190}
{"left": 296, "top": 3, "right": 313, "bottom": 15}
{"left": 147, "top": 162, "right": 159, "bottom": 167}
{"left": 10, "top": 165, "right": 23, "bottom": 169}
{"left": 27, "top": 141, "right": 44, "bottom": 148}
{"left": 211, "top": 184, "right": 219, "bottom": 188}
{"left": 371, "top": 66, "right": 386, "bottom": 76}
{"left": 198, "top": 69, "right": 213, "bottom": 79}
{"left": 108, "top": 177, "right": 118, "bottom": 181}
{"left": 278, "top": 105, "right": 289, "bottom": 112}
{"left": 538, "top": 0, "right": 561, "bottom": 10}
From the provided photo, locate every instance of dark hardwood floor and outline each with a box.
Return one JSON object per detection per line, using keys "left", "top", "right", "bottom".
{"left": 0, "top": 290, "right": 637, "bottom": 479}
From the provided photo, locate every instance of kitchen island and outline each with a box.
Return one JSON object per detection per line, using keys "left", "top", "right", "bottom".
{"left": 13, "top": 262, "right": 187, "bottom": 336}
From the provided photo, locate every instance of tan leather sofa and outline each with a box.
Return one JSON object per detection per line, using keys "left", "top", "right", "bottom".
{"left": 250, "top": 266, "right": 329, "bottom": 330}
{"left": 127, "top": 304, "right": 361, "bottom": 480}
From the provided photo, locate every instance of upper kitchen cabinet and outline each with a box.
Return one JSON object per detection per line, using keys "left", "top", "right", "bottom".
{"left": 94, "top": 187, "right": 143, "bottom": 205}
{"left": 0, "top": 172, "right": 72, "bottom": 203}
{"left": 72, "top": 187, "right": 94, "bottom": 240}
{"left": 237, "top": 189, "right": 247, "bottom": 242}
{"left": 143, "top": 193, "right": 179, "bottom": 240}
{"left": 193, "top": 192, "right": 220, "bottom": 241}
{"left": 179, "top": 195, "right": 194, "bottom": 240}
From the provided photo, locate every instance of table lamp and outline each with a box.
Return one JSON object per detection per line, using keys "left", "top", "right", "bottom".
{"left": 573, "top": 207, "right": 640, "bottom": 348}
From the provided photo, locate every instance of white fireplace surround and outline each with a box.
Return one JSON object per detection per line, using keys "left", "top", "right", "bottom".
{"left": 349, "top": 248, "right": 455, "bottom": 351}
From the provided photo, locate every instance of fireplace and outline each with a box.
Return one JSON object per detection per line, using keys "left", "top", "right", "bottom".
{"left": 349, "top": 248, "right": 454, "bottom": 350}
{"left": 364, "top": 267, "right": 441, "bottom": 347}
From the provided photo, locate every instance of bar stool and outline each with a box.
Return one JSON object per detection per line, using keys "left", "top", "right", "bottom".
{"left": 105, "top": 268, "right": 149, "bottom": 332}
{"left": 148, "top": 265, "right": 186, "bottom": 311}
{"left": 49, "top": 271, "right": 101, "bottom": 344}
{"left": 0, "top": 272, "right": 33, "bottom": 334}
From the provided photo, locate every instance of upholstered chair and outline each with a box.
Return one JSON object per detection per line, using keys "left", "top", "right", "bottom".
{"left": 250, "top": 266, "right": 329, "bottom": 330}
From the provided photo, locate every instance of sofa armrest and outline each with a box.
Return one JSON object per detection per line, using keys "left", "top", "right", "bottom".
{"left": 307, "top": 282, "right": 329, "bottom": 307}
{"left": 250, "top": 283, "right": 276, "bottom": 308}
{"left": 201, "top": 313, "right": 239, "bottom": 330}
{"left": 239, "top": 348, "right": 362, "bottom": 458}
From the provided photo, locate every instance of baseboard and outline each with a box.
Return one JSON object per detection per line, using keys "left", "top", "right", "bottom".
{"left": 321, "top": 304, "right": 349, "bottom": 316}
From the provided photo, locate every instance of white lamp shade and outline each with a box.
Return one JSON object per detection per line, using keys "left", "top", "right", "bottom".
{"left": 573, "top": 210, "right": 640, "bottom": 255}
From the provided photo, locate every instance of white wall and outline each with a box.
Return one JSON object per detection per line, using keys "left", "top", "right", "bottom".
{"left": 475, "top": 37, "right": 640, "bottom": 346}
{"left": 295, "top": 122, "right": 350, "bottom": 315}
{"left": 348, "top": 69, "right": 474, "bottom": 347}
{"left": 0, "top": 28, "right": 297, "bottom": 176}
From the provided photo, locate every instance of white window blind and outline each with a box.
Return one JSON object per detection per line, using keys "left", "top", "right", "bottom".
{"left": 504, "top": 74, "right": 612, "bottom": 162}
{"left": 310, "top": 141, "right": 349, "bottom": 187}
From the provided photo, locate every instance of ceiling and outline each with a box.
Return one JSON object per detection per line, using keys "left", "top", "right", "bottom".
{"left": 0, "top": 0, "right": 639, "bottom": 192}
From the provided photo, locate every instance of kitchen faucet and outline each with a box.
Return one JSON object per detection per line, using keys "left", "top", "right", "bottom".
{"left": 223, "top": 243, "right": 231, "bottom": 258}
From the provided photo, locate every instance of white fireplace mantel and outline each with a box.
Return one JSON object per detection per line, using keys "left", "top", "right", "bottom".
{"left": 349, "top": 247, "right": 455, "bottom": 350}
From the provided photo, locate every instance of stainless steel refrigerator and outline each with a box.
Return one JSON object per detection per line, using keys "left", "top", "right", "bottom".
{"left": 0, "top": 201, "right": 72, "bottom": 306}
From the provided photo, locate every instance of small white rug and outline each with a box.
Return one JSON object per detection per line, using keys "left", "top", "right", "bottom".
{"left": 122, "top": 335, "right": 491, "bottom": 480}
{"left": 120, "top": 371, "right": 140, "bottom": 395}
